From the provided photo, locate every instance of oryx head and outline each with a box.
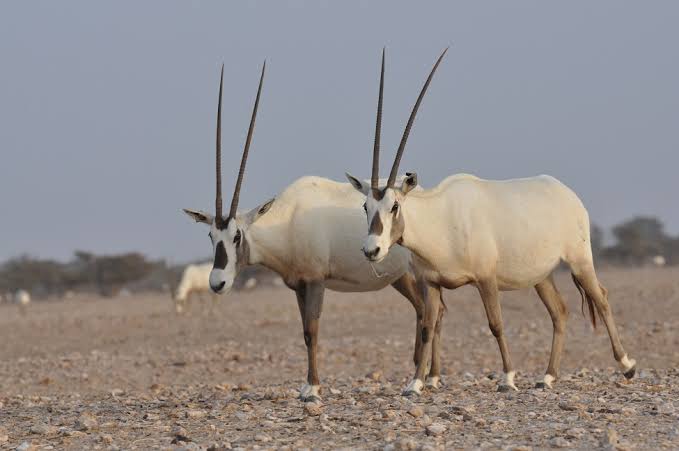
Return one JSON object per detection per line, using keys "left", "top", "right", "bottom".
{"left": 347, "top": 48, "right": 447, "bottom": 262}
{"left": 183, "top": 62, "right": 274, "bottom": 294}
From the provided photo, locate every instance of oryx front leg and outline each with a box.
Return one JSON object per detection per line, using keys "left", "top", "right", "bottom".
{"left": 534, "top": 275, "right": 568, "bottom": 389}
{"left": 391, "top": 274, "right": 425, "bottom": 368}
{"left": 403, "top": 281, "right": 441, "bottom": 397}
{"left": 295, "top": 281, "right": 325, "bottom": 403}
{"left": 478, "top": 278, "right": 517, "bottom": 392}
{"left": 426, "top": 302, "right": 445, "bottom": 390}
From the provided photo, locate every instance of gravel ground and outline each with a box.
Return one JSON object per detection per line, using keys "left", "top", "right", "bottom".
{"left": 1, "top": 267, "right": 678, "bottom": 450}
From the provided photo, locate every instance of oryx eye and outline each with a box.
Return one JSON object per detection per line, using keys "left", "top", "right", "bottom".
{"left": 233, "top": 230, "right": 241, "bottom": 245}
{"left": 391, "top": 202, "right": 399, "bottom": 214}
{"left": 363, "top": 203, "right": 367, "bottom": 212}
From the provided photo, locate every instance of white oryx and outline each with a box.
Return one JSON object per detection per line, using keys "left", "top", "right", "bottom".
{"left": 183, "top": 63, "right": 439, "bottom": 402}
{"left": 173, "top": 262, "right": 219, "bottom": 313}
{"left": 13, "top": 289, "right": 31, "bottom": 315}
{"left": 347, "top": 49, "right": 637, "bottom": 395}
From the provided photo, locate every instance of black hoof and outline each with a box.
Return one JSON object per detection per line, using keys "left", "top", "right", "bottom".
{"left": 301, "top": 395, "right": 322, "bottom": 403}
{"left": 535, "top": 382, "right": 547, "bottom": 389}
{"left": 624, "top": 364, "right": 636, "bottom": 380}
{"left": 497, "top": 384, "right": 512, "bottom": 393}
{"left": 402, "top": 390, "right": 420, "bottom": 398}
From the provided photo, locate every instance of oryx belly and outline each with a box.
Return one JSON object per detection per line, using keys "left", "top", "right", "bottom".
{"left": 249, "top": 176, "right": 413, "bottom": 292}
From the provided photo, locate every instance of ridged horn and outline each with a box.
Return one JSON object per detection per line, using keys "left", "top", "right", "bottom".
{"left": 215, "top": 64, "right": 224, "bottom": 221}
{"left": 387, "top": 48, "right": 448, "bottom": 187}
{"left": 371, "top": 48, "right": 385, "bottom": 189}
{"left": 229, "top": 60, "right": 266, "bottom": 219}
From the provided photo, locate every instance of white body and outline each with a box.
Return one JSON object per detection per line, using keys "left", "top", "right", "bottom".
{"left": 398, "top": 174, "right": 590, "bottom": 290}
{"left": 174, "top": 263, "right": 217, "bottom": 313}
{"left": 14, "top": 289, "right": 31, "bottom": 306}
{"left": 356, "top": 172, "right": 635, "bottom": 391}
{"left": 652, "top": 255, "right": 666, "bottom": 267}
{"left": 245, "top": 176, "right": 413, "bottom": 291}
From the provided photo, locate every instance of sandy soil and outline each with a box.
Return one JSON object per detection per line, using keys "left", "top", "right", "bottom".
{"left": 1, "top": 267, "right": 678, "bottom": 450}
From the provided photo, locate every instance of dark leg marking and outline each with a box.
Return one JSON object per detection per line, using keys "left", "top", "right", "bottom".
{"left": 421, "top": 327, "right": 429, "bottom": 344}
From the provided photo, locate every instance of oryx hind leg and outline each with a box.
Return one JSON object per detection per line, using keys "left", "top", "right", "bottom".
{"left": 570, "top": 262, "right": 636, "bottom": 379}
{"left": 403, "top": 280, "right": 442, "bottom": 397}
{"left": 534, "top": 274, "right": 568, "bottom": 389}
{"left": 295, "top": 281, "right": 325, "bottom": 403}
{"left": 477, "top": 278, "right": 518, "bottom": 392}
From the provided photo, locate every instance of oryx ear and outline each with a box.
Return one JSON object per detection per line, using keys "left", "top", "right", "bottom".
{"left": 401, "top": 172, "right": 418, "bottom": 195}
{"left": 345, "top": 172, "right": 370, "bottom": 195}
{"left": 244, "top": 198, "right": 275, "bottom": 225}
{"left": 183, "top": 209, "right": 214, "bottom": 225}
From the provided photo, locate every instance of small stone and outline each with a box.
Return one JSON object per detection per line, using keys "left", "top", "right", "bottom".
{"left": 0, "top": 433, "right": 8, "bottom": 444}
{"left": 657, "top": 402, "right": 675, "bottom": 415}
{"left": 171, "top": 433, "right": 192, "bottom": 444}
{"left": 397, "top": 438, "right": 418, "bottom": 450}
{"left": 75, "top": 413, "right": 98, "bottom": 431}
{"left": 29, "top": 423, "right": 52, "bottom": 435}
{"left": 368, "top": 371, "right": 383, "bottom": 381}
{"left": 426, "top": 422, "right": 446, "bottom": 436}
{"left": 382, "top": 409, "right": 397, "bottom": 419}
{"left": 254, "top": 434, "right": 271, "bottom": 442}
{"left": 98, "top": 434, "right": 114, "bottom": 444}
{"left": 329, "top": 388, "right": 341, "bottom": 395}
{"left": 304, "top": 402, "right": 323, "bottom": 416}
{"left": 66, "top": 431, "right": 87, "bottom": 438}
{"left": 407, "top": 405, "right": 424, "bottom": 418}
{"left": 509, "top": 446, "right": 532, "bottom": 451}
{"left": 565, "top": 428, "right": 587, "bottom": 439}
{"left": 558, "top": 402, "right": 578, "bottom": 411}
{"left": 110, "top": 388, "right": 125, "bottom": 397}
{"left": 185, "top": 409, "right": 206, "bottom": 419}
{"left": 16, "top": 442, "right": 35, "bottom": 451}
{"left": 549, "top": 437, "right": 571, "bottom": 448}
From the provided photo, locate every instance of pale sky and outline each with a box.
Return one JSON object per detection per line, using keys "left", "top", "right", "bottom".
{"left": 1, "top": 1, "right": 678, "bottom": 263}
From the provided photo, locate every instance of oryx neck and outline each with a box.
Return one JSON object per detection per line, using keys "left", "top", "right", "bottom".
{"left": 399, "top": 192, "right": 446, "bottom": 266}
{"left": 245, "top": 221, "right": 289, "bottom": 277}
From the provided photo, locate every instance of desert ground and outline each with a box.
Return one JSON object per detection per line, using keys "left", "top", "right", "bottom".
{"left": 1, "top": 267, "right": 678, "bottom": 450}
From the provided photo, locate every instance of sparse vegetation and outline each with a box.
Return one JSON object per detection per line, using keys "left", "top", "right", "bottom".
{"left": 1, "top": 215, "right": 676, "bottom": 299}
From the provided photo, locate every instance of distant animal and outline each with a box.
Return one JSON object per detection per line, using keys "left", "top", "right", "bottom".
{"left": 182, "top": 62, "right": 436, "bottom": 403}
{"left": 243, "top": 277, "right": 258, "bottom": 290}
{"left": 14, "top": 289, "right": 31, "bottom": 305}
{"left": 348, "top": 48, "right": 636, "bottom": 394}
{"left": 652, "top": 255, "right": 666, "bottom": 267}
{"left": 173, "top": 262, "right": 219, "bottom": 314}
{"left": 13, "top": 289, "right": 31, "bottom": 314}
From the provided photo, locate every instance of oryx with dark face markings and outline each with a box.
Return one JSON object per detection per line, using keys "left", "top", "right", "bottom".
{"left": 347, "top": 49, "right": 637, "bottom": 395}
{"left": 183, "top": 62, "right": 443, "bottom": 402}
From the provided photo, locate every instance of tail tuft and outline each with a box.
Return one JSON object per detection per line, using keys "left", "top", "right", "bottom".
{"left": 571, "top": 273, "right": 597, "bottom": 329}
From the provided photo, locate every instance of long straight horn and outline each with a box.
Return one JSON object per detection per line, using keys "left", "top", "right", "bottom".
{"left": 371, "top": 48, "right": 385, "bottom": 189}
{"left": 229, "top": 60, "right": 266, "bottom": 219}
{"left": 387, "top": 48, "right": 448, "bottom": 187}
{"left": 215, "top": 64, "right": 224, "bottom": 220}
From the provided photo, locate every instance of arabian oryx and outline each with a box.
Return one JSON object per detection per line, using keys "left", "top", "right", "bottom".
{"left": 347, "top": 49, "right": 636, "bottom": 395}
{"left": 182, "top": 63, "right": 441, "bottom": 402}
{"left": 173, "top": 262, "right": 219, "bottom": 314}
